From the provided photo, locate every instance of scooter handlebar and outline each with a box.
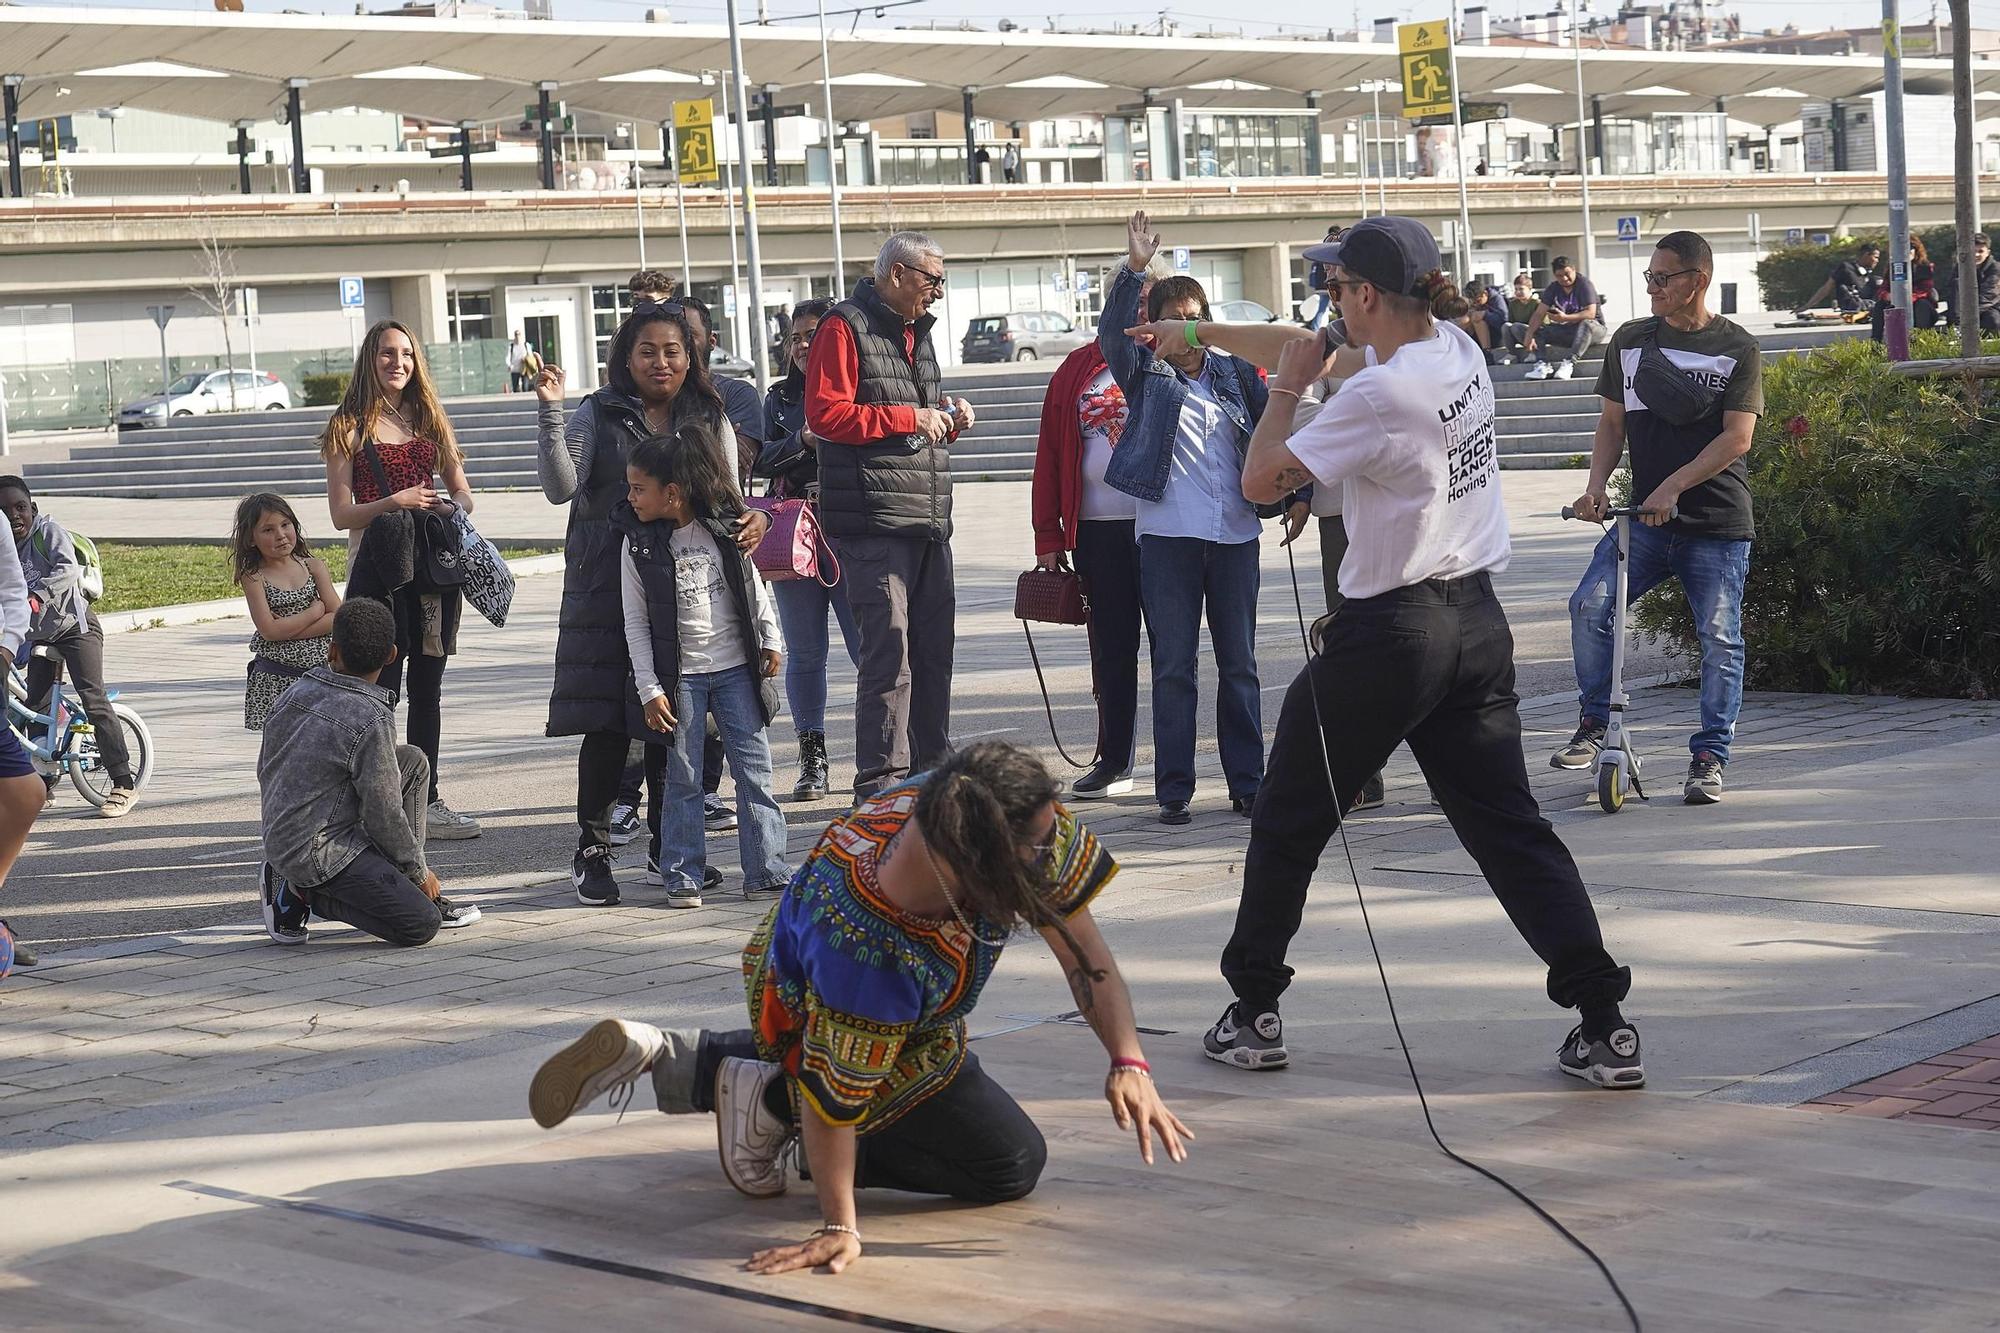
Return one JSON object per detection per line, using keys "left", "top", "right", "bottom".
{"left": 1561, "top": 504, "right": 1679, "bottom": 522}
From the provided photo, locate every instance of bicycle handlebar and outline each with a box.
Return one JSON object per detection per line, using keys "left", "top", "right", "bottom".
{"left": 1561, "top": 504, "right": 1679, "bottom": 522}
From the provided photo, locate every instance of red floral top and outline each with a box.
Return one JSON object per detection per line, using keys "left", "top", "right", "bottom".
{"left": 352, "top": 436, "right": 439, "bottom": 504}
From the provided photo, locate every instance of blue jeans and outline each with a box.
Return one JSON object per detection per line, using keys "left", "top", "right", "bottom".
{"left": 771, "top": 574, "right": 859, "bottom": 734}
{"left": 1138, "top": 535, "right": 1264, "bottom": 804}
{"left": 1568, "top": 525, "right": 1751, "bottom": 764}
{"left": 659, "top": 665, "right": 792, "bottom": 893}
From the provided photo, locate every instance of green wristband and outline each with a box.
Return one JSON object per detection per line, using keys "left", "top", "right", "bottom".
{"left": 1183, "top": 320, "right": 1202, "bottom": 351}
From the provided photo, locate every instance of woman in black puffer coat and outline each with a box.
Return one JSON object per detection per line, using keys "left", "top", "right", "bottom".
{"left": 532, "top": 303, "right": 768, "bottom": 903}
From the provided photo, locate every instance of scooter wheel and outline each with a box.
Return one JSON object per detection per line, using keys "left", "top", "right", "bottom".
{"left": 1597, "top": 762, "right": 1626, "bottom": 814}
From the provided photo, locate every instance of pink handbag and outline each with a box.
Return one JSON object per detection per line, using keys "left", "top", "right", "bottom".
{"left": 745, "top": 497, "right": 840, "bottom": 586}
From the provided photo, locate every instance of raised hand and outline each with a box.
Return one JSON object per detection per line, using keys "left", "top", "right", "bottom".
{"left": 1127, "top": 210, "right": 1161, "bottom": 272}
{"left": 533, "top": 364, "right": 566, "bottom": 403}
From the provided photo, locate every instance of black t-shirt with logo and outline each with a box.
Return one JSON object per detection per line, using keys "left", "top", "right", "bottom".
{"left": 1595, "top": 315, "right": 1763, "bottom": 540}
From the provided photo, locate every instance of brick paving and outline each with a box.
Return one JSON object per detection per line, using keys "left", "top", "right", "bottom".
{"left": 1802, "top": 1036, "right": 2000, "bottom": 1130}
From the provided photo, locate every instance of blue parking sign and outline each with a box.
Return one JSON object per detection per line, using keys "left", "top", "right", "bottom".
{"left": 1172, "top": 247, "right": 1191, "bottom": 273}
{"left": 339, "top": 276, "right": 366, "bottom": 309}
{"left": 1615, "top": 216, "right": 1640, "bottom": 244}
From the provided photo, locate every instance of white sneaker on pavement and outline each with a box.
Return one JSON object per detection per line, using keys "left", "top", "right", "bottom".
{"left": 715, "top": 1056, "right": 791, "bottom": 1197}
{"left": 427, "top": 800, "right": 482, "bottom": 840}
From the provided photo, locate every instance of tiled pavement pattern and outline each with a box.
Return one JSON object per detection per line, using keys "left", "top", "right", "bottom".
{"left": 4, "top": 686, "right": 1996, "bottom": 1155}
{"left": 1803, "top": 1035, "right": 2000, "bottom": 1129}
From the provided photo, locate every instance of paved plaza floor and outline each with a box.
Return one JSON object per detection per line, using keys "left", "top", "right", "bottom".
{"left": 4, "top": 475, "right": 2000, "bottom": 1331}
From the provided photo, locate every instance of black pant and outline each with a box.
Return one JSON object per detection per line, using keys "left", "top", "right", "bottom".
{"left": 683, "top": 1034, "right": 1045, "bottom": 1204}
{"left": 1073, "top": 519, "right": 1143, "bottom": 773}
{"left": 27, "top": 616, "right": 133, "bottom": 787}
{"left": 378, "top": 649, "right": 446, "bottom": 804}
{"left": 578, "top": 730, "right": 671, "bottom": 853}
{"left": 1221, "top": 574, "right": 1631, "bottom": 1016}
{"left": 301, "top": 745, "right": 438, "bottom": 948}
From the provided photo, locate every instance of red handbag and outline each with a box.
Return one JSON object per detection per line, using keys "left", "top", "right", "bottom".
{"left": 746, "top": 497, "right": 840, "bottom": 586}
{"left": 1014, "top": 566, "right": 1098, "bottom": 770}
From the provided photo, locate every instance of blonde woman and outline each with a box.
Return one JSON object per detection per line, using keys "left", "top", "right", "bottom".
{"left": 319, "top": 319, "right": 481, "bottom": 841}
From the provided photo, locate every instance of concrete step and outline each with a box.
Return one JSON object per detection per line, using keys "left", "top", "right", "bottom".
{"left": 1498, "top": 452, "right": 1589, "bottom": 470}
{"left": 1496, "top": 432, "right": 1591, "bottom": 456}
{"left": 1494, "top": 413, "right": 1600, "bottom": 434}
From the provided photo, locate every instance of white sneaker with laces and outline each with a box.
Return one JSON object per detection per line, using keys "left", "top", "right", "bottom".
{"left": 530, "top": 1019, "right": 666, "bottom": 1128}
{"left": 435, "top": 896, "right": 481, "bottom": 929}
{"left": 1553, "top": 358, "right": 1576, "bottom": 380}
{"left": 427, "top": 800, "right": 482, "bottom": 841}
{"left": 715, "top": 1056, "right": 791, "bottom": 1197}
{"left": 1525, "top": 360, "right": 1553, "bottom": 380}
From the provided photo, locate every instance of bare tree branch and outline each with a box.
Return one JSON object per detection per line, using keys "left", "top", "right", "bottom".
{"left": 188, "top": 209, "right": 241, "bottom": 410}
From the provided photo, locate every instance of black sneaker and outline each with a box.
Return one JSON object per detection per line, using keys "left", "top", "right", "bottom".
{"left": 1230, "top": 795, "right": 1256, "bottom": 817}
{"left": 1557, "top": 1024, "right": 1646, "bottom": 1089}
{"left": 703, "top": 794, "right": 738, "bottom": 834}
{"left": 436, "top": 896, "right": 482, "bottom": 929}
{"left": 1203, "top": 1003, "right": 1288, "bottom": 1070}
{"left": 1349, "top": 770, "right": 1386, "bottom": 812}
{"left": 1159, "top": 800, "right": 1192, "bottom": 826}
{"left": 573, "top": 845, "right": 620, "bottom": 907}
{"left": 607, "top": 803, "right": 642, "bottom": 846}
{"left": 1069, "top": 762, "right": 1134, "bottom": 800}
{"left": 1550, "top": 718, "right": 1608, "bottom": 770}
{"left": 260, "top": 864, "right": 310, "bottom": 945}
{"left": 1684, "top": 752, "right": 1724, "bottom": 805}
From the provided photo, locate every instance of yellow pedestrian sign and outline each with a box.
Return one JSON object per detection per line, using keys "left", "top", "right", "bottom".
{"left": 673, "top": 98, "right": 718, "bottom": 185}
{"left": 1398, "top": 19, "right": 1454, "bottom": 120}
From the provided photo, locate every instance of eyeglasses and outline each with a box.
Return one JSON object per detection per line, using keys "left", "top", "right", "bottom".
{"left": 1642, "top": 268, "right": 1699, "bottom": 289}
{"left": 901, "top": 263, "right": 948, "bottom": 294}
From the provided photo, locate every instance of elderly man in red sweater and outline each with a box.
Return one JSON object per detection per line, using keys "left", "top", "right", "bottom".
{"left": 805, "top": 231, "right": 974, "bottom": 802}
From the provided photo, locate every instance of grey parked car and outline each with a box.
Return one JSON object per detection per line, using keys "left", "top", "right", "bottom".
{"left": 961, "top": 311, "right": 1090, "bottom": 363}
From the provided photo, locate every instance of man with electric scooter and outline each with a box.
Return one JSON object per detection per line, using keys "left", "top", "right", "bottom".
{"left": 1555, "top": 230, "right": 1762, "bottom": 805}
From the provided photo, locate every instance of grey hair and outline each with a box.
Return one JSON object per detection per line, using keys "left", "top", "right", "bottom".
{"left": 1138, "top": 253, "right": 1174, "bottom": 283}
{"left": 876, "top": 231, "right": 943, "bottom": 283}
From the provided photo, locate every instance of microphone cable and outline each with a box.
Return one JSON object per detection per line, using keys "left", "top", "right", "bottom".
{"left": 1281, "top": 541, "right": 1642, "bottom": 1333}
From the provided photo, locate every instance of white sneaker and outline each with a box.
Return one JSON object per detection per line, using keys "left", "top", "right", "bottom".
{"left": 1525, "top": 361, "right": 1553, "bottom": 380}
{"left": 427, "top": 800, "right": 482, "bottom": 841}
{"left": 1553, "top": 359, "right": 1576, "bottom": 380}
{"left": 715, "top": 1056, "right": 791, "bottom": 1197}
{"left": 530, "top": 1019, "right": 666, "bottom": 1129}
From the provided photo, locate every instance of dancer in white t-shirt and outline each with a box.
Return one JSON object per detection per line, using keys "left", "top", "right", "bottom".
{"left": 1196, "top": 216, "right": 1644, "bottom": 1090}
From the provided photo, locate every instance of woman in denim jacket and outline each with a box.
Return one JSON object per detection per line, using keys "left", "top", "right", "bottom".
{"left": 1100, "top": 211, "right": 1307, "bottom": 826}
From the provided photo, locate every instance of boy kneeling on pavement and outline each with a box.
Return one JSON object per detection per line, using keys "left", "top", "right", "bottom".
{"left": 258, "top": 598, "right": 480, "bottom": 945}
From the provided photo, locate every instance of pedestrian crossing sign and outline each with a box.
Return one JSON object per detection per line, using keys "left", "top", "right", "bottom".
{"left": 673, "top": 98, "right": 718, "bottom": 185}
{"left": 1398, "top": 20, "right": 1454, "bottom": 119}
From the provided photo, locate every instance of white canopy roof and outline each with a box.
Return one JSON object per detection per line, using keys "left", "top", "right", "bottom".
{"left": 2, "top": 6, "right": 1985, "bottom": 132}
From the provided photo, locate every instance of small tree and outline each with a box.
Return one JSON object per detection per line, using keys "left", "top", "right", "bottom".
{"left": 188, "top": 215, "right": 241, "bottom": 410}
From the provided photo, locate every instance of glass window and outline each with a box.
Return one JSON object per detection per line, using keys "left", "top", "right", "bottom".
{"left": 1046, "top": 313, "right": 1073, "bottom": 333}
{"left": 449, "top": 289, "right": 494, "bottom": 344}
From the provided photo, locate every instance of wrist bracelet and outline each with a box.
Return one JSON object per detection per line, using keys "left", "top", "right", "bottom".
{"left": 815, "top": 1223, "right": 862, "bottom": 1242}
{"left": 1268, "top": 386, "right": 1302, "bottom": 402}
{"left": 1110, "top": 1057, "right": 1152, "bottom": 1076}
{"left": 1183, "top": 320, "right": 1202, "bottom": 351}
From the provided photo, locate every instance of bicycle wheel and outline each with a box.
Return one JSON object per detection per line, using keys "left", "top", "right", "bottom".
{"left": 68, "top": 702, "right": 154, "bottom": 808}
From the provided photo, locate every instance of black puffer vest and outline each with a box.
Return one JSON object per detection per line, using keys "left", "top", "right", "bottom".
{"left": 816, "top": 278, "right": 951, "bottom": 541}
{"left": 608, "top": 500, "right": 781, "bottom": 741}
{"left": 546, "top": 387, "right": 723, "bottom": 739}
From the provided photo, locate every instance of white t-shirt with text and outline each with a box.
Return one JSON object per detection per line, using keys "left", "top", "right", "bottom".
{"left": 1283, "top": 322, "right": 1509, "bottom": 600}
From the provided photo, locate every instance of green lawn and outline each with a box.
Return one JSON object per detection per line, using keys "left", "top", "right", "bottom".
{"left": 95, "top": 543, "right": 553, "bottom": 615}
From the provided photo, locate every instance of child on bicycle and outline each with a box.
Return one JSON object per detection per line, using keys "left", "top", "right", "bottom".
{"left": 0, "top": 476, "right": 139, "bottom": 818}
{"left": 0, "top": 528, "right": 47, "bottom": 975}
{"left": 232, "top": 493, "right": 339, "bottom": 731}
{"left": 257, "top": 597, "right": 479, "bottom": 946}
{"left": 615, "top": 425, "right": 790, "bottom": 909}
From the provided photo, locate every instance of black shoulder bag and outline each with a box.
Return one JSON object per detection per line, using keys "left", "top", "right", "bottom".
{"left": 1630, "top": 322, "right": 1724, "bottom": 427}
{"left": 362, "top": 440, "right": 465, "bottom": 590}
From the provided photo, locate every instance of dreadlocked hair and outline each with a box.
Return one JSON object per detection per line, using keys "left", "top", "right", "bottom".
{"left": 914, "top": 742, "right": 1109, "bottom": 1005}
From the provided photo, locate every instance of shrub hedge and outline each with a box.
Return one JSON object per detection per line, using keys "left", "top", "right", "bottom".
{"left": 301, "top": 372, "right": 351, "bottom": 407}
{"left": 1628, "top": 331, "right": 2000, "bottom": 699}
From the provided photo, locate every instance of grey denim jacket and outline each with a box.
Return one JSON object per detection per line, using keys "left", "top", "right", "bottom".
{"left": 258, "top": 666, "right": 424, "bottom": 889}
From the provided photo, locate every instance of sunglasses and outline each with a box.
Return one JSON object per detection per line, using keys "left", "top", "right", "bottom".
{"left": 901, "top": 263, "right": 948, "bottom": 294}
{"left": 632, "top": 297, "right": 686, "bottom": 317}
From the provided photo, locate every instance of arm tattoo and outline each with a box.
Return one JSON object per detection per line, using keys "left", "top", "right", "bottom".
{"left": 1273, "top": 466, "right": 1313, "bottom": 491}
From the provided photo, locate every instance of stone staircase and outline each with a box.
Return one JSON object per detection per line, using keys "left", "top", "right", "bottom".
{"left": 19, "top": 328, "right": 1859, "bottom": 498}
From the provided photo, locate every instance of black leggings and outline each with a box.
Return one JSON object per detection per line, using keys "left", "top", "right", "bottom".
{"left": 682, "top": 1033, "right": 1046, "bottom": 1204}
{"left": 378, "top": 649, "right": 446, "bottom": 804}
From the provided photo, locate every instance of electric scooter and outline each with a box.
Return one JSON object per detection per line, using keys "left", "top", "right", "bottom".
{"left": 1561, "top": 502, "right": 1675, "bottom": 813}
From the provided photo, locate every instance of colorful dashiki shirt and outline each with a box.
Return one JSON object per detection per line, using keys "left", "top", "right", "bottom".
{"left": 741, "top": 775, "right": 1116, "bottom": 1133}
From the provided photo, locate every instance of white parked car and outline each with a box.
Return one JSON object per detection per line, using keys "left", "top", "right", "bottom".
{"left": 117, "top": 369, "right": 291, "bottom": 428}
